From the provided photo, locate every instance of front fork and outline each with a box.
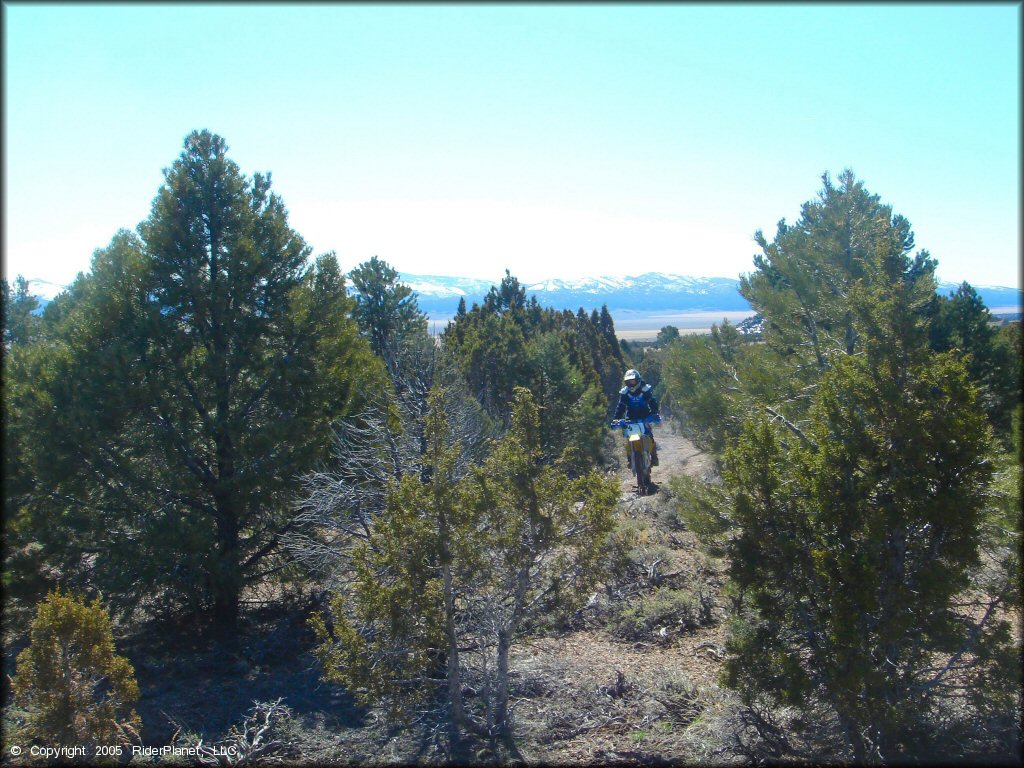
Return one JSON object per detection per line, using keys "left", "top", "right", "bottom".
{"left": 627, "top": 436, "right": 652, "bottom": 474}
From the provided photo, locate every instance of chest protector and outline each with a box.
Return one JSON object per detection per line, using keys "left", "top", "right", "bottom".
{"left": 619, "top": 383, "right": 653, "bottom": 418}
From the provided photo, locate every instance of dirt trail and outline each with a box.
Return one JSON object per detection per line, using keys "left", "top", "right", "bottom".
{"left": 510, "top": 417, "right": 731, "bottom": 765}
{"left": 614, "top": 418, "right": 717, "bottom": 496}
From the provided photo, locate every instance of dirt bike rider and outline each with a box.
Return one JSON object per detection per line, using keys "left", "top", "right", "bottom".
{"left": 613, "top": 368, "right": 659, "bottom": 466}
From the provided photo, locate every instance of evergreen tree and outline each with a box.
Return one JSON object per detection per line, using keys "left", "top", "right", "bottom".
{"left": 929, "top": 282, "right": 1018, "bottom": 435}
{"left": 348, "top": 255, "right": 427, "bottom": 363}
{"left": 655, "top": 325, "right": 680, "bottom": 347}
{"left": 663, "top": 170, "right": 939, "bottom": 447}
{"left": 3, "top": 277, "right": 48, "bottom": 607}
{"left": 524, "top": 332, "right": 606, "bottom": 468}
{"left": 663, "top": 170, "right": 1023, "bottom": 760}
{"left": 723, "top": 344, "right": 1014, "bottom": 760}
{"left": 732, "top": 169, "right": 935, "bottom": 430}
{"left": 12, "top": 590, "right": 142, "bottom": 749}
{"left": 5, "top": 131, "right": 380, "bottom": 633}
{"left": 313, "top": 388, "right": 617, "bottom": 755}
{"left": 441, "top": 272, "right": 626, "bottom": 467}
{"left": 482, "top": 269, "right": 527, "bottom": 314}
{"left": 2, "top": 275, "right": 41, "bottom": 348}
{"left": 660, "top": 331, "right": 789, "bottom": 452}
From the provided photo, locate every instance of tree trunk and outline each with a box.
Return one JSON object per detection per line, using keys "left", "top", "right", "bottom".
{"left": 437, "top": 507, "right": 489, "bottom": 745}
{"left": 442, "top": 560, "right": 470, "bottom": 733}
{"left": 491, "top": 558, "right": 532, "bottom": 750}
{"left": 211, "top": 490, "right": 240, "bottom": 638}
{"left": 492, "top": 627, "right": 512, "bottom": 749}
{"left": 208, "top": 203, "right": 239, "bottom": 639}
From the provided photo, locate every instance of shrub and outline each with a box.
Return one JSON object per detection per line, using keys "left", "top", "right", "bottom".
{"left": 608, "top": 586, "right": 711, "bottom": 640}
{"left": 669, "top": 474, "right": 733, "bottom": 552}
{"left": 654, "top": 672, "right": 705, "bottom": 727}
{"left": 11, "top": 589, "right": 141, "bottom": 748}
{"left": 602, "top": 518, "right": 676, "bottom": 595}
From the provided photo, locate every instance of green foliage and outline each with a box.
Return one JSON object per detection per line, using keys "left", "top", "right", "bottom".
{"left": 741, "top": 169, "right": 932, "bottom": 368}
{"left": 987, "top": 405, "right": 1023, "bottom": 536}
{"left": 722, "top": 341, "right": 1012, "bottom": 759}
{"left": 311, "top": 389, "right": 457, "bottom": 718}
{"left": 995, "top": 321, "right": 1022, "bottom": 403}
{"left": 3, "top": 279, "right": 50, "bottom": 607}
{"left": 659, "top": 335, "right": 739, "bottom": 452}
{"left": 929, "top": 283, "right": 1019, "bottom": 437}
{"left": 524, "top": 332, "right": 606, "bottom": 468}
{"left": 314, "top": 387, "right": 617, "bottom": 748}
{"left": 11, "top": 589, "right": 141, "bottom": 749}
{"left": 348, "top": 255, "right": 428, "bottom": 362}
{"left": 2, "top": 275, "right": 41, "bottom": 348}
{"left": 654, "top": 170, "right": 1020, "bottom": 760}
{"left": 661, "top": 170, "right": 942, "bottom": 453}
{"left": 448, "top": 298, "right": 531, "bottom": 417}
{"left": 717, "top": 196, "right": 1017, "bottom": 758}
{"left": 661, "top": 326, "right": 796, "bottom": 453}
{"left": 442, "top": 272, "right": 626, "bottom": 445}
{"left": 668, "top": 474, "right": 733, "bottom": 552}
{"left": 655, "top": 325, "right": 680, "bottom": 346}
{"left": 4, "top": 131, "right": 381, "bottom": 631}
{"left": 461, "top": 387, "right": 619, "bottom": 622}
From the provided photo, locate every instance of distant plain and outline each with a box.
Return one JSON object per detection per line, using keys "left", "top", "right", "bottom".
{"left": 427, "top": 309, "right": 759, "bottom": 341}
{"left": 609, "top": 310, "right": 758, "bottom": 340}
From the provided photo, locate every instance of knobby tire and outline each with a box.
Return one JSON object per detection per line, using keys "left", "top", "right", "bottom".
{"left": 632, "top": 444, "right": 649, "bottom": 497}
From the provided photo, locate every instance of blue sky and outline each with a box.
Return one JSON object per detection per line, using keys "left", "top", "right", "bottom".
{"left": 4, "top": 2, "right": 1020, "bottom": 296}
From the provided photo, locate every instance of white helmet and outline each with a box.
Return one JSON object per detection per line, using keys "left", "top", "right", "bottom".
{"left": 624, "top": 369, "right": 641, "bottom": 389}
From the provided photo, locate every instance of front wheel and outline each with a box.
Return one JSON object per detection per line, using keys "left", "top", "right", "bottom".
{"left": 632, "top": 444, "right": 649, "bottom": 496}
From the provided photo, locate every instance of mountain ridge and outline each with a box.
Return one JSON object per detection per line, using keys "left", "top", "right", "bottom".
{"left": 21, "top": 273, "right": 1023, "bottom": 319}
{"left": 397, "top": 272, "right": 1024, "bottom": 318}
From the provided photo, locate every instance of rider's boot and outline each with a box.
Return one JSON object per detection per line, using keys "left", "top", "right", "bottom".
{"left": 650, "top": 440, "right": 659, "bottom": 466}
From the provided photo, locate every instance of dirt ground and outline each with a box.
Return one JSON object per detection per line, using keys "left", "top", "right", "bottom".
{"left": 506, "top": 418, "right": 736, "bottom": 765}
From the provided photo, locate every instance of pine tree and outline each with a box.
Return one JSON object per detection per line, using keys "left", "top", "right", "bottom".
{"left": 723, "top": 343, "right": 1010, "bottom": 760}
{"left": 5, "top": 131, "right": 381, "bottom": 633}
{"left": 655, "top": 325, "right": 680, "bottom": 346}
{"left": 662, "top": 170, "right": 940, "bottom": 448}
{"left": 524, "top": 332, "right": 606, "bottom": 468}
{"left": 731, "top": 169, "right": 935, "bottom": 430}
{"left": 441, "top": 272, "right": 625, "bottom": 465}
{"left": 348, "top": 255, "right": 427, "bottom": 363}
{"left": 482, "top": 269, "right": 527, "bottom": 314}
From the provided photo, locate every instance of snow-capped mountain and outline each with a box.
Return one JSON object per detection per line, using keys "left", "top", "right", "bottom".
{"left": 401, "top": 272, "right": 754, "bottom": 316}
{"left": 400, "top": 275, "right": 496, "bottom": 303}
{"left": 935, "top": 281, "right": 1022, "bottom": 309}
{"left": 403, "top": 272, "right": 1023, "bottom": 318}
{"left": 14, "top": 273, "right": 1021, "bottom": 320}
{"left": 22, "top": 279, "right": 69, "bottom": 301}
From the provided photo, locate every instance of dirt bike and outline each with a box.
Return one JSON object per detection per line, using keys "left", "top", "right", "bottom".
{"left": 610, "top": 415, "right": 660, "bottom": 496}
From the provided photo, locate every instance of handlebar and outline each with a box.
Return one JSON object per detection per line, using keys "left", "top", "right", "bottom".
{"left": 610, "top": 415, "right": 661, "bottom": 427}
